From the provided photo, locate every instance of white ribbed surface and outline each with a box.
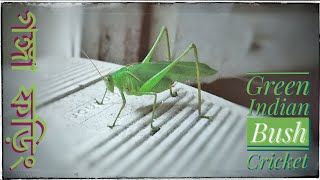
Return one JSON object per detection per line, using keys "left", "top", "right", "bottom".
{"left": 4, "top": 57, "right": 317, "bottom": 178}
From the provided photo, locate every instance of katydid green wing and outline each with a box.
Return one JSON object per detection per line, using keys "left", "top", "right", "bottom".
{"left": 128, "top": 61, "right": 217, "bottom": 83}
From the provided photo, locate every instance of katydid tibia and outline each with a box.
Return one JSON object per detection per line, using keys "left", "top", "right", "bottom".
{"left": 82, "top": 26, "right": 217, "bottom": 135}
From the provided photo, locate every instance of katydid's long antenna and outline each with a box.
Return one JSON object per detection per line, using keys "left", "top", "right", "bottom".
{"left": 81, "top": 49, "right": 104, "bottom": 78}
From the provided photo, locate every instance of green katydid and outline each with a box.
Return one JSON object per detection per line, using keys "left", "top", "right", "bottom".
{"left": 82, "top": 26, "right": 217, "bottom": 134}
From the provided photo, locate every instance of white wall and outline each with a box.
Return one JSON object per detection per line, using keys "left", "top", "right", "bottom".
{"left": 80, "top": 4, "right": 318, "bottom": 81}
{"left": 169, "top": 4, "right": 318, "bottom": 80}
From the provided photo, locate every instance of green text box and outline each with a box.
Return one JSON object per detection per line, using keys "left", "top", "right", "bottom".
{"left": 247, "top": 117, "right": 309, "bottom": 149}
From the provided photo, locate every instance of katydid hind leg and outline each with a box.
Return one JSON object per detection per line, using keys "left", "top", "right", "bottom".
{"left": 142, "top": 26, "right": 171, "bottom": 63}
{"left": 142, "top": 26, "right": 177, "bottom": 98}
{"left": 166, "top": 28, "right": 177, "bottom": 97}
{"left": 164, "top": 43, "right": 208, "bottom": 118}
{"left": 95, "top": 88, "right": 107, "bottom": 105}
{"left": 108, "top": 91, "right": 126, "bottom": 128}
{"left": 189, "top": 43, "right": 210, "bottom": 119}
{"left": 140, "top": 43, "right": 209, "bottom": 118}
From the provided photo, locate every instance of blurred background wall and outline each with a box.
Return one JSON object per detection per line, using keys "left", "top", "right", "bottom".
{"left": 3, "top": 3, "right": 318, "bottom": 105}
{"left": 3, "top": 3, "right": 317, "bottom": 75}
{"left": 3, "top": 2, "right": 318, "bottom": 112}
{"left": 80, "top": 3, "right": 318, "bottom": 77}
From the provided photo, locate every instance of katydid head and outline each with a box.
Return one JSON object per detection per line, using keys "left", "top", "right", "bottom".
{"left": 104, "top": 75, "right": 115, "bottom": 93}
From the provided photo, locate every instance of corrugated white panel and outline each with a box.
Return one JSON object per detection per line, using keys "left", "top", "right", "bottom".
{"left": 3, "top": 57, "right": 317, "bottom": 178}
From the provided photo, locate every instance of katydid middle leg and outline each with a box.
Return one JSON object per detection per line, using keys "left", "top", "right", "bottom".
{"left": 130, "top": 92, "right": 160, "bottom": 134}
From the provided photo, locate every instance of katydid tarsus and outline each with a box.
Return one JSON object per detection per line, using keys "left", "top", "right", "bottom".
{"left": 82, "top": 26, "right": 217, "bottom": 135}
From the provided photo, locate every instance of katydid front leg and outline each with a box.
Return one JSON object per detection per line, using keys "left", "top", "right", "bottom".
{"left": 95, "top": 88, "right": 107, "bottom": 105}
{"left": 81, "top": 50, "right": 110, "bottom": 105}
{"left": 108, "top": 91, "right": 126, "bottom": 128}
